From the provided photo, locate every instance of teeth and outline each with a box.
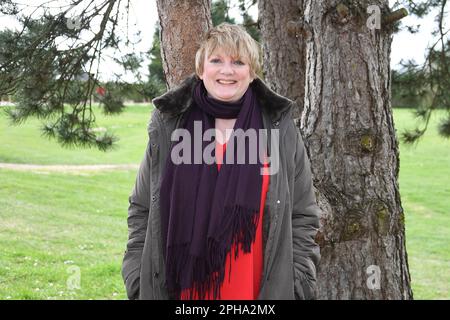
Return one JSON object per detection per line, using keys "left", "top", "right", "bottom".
{"left": 218, "top": 80, "right": 236, "bottom": 84}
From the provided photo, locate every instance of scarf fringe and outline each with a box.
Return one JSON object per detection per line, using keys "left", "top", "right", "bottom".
{"left": 167, "top": 204, "right": 260, "bottom": 300}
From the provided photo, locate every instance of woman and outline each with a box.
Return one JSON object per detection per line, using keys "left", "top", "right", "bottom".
{"left": 122, "top": 23, "right": 321, "bottom": 300}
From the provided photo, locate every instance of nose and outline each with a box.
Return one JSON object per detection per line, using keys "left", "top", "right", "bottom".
{"left": 219, "top": 61, "right": 234, "bottom": 75}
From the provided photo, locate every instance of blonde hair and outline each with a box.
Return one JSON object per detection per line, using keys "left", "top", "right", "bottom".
{"left": 195, "top": 23, "right": 261, "bottom": 79}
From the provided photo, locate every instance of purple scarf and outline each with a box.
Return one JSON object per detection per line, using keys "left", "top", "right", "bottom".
{"left": 160, "top": 80, "right": 264, "bottom": 299}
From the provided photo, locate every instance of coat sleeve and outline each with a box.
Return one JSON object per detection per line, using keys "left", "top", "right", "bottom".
{"left": 121, "top": 134, "right": 152, "bottom": 300}
{"left": 292, "top": 126, "right": 321, "bottom": 300}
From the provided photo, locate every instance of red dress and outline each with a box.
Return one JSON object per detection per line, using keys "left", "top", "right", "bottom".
{"left": 181, "top": 141, "right": 270, "bottom": 300}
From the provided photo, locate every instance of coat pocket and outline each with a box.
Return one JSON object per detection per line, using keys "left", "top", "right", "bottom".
{"left": 293, "top": 267, "right": 317, "bottom": 300}
{"left": 125, "top": 266, "right": 140, "bottom": 300}
{"left": 122, "top": 249, "right": 143, "bottom": 300}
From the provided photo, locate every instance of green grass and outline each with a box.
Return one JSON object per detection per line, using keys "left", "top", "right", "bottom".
{"left": 0, "top": 169, "right": 136, "bottom": 299}
{"left": 0, "top": 105, "right": 152, "bottom": 164}
{"left": 0, "top": 106, "right": 448, "bottom": 299}
{"left": 394, "top": 109, "right": 450, "bottom": 300}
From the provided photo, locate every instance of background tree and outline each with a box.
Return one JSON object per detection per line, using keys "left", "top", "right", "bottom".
{"left": 0, "top": 0, "right": 136, "bottom": 150}
{"left": 392, "top": 0, "right": 449, "bottom": 142}
{"left": 212, "top": 0, "right": 236, "bottom": 25}
{"left": 236, "top": 0, "right": 260, "bottom": 41}
{"left": 148, "top": 23, "right": 165, "bottom": 82}
{"left": 144, "top": 22, "right": 166, "bottom": 100}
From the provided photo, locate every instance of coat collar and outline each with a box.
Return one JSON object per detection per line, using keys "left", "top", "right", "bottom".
{"left": 152, "top": 73, "right": 294, "bottom": 122}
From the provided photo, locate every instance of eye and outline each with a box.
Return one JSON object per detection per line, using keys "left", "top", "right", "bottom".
{"left": 233, "top": 60, "right": 245, "bottom": 66}
{"left": 210, "top": 58, "right": 221, "bottom": 63}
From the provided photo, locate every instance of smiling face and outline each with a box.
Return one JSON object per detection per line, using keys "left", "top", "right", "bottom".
{"left": 199, "top": 48, "right": 254, "bottom": 103}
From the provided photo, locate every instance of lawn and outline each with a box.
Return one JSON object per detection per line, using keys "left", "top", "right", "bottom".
{"left": 0, "top": 105, "right": 152, "bottom": 164}
{"left": 0, "top": 106, "right": 448, "bottom": 299}
{"left": 394, "top": 109, "right": 450, "bottom": 300}
{"left": 0, "top": 169, "right": 134, "bottom": 299}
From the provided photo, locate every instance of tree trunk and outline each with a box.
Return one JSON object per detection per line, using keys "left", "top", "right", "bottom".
{"left": 156, "top": 0, "right": 212, "bottom": 88}
{"left": 258, "top": 0, "right": 307, "bottom": 119}
{"left": 260, "top": 0, "right": 413, "bottom": 299}
{"left": 300, "top": 0, "right": 413, "bottom": 299}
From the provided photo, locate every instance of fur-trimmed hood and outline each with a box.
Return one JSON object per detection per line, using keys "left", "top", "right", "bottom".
{"left": 152, "top": 73, "right": 294, "bottom": 122}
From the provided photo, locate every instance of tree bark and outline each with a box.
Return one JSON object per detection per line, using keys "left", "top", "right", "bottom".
{"left": 258, "top": 0, "right": 307, "bottom": 119}
{"left": 299, "top": 0, "right": 413, "bottom": 299}
{"left": 156, "top": 0, "right": 212, "bottom": 88}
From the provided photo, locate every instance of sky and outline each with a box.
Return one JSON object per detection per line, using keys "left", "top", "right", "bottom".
{"left": 0, "top": 0, "right": 446, "bottom": 80}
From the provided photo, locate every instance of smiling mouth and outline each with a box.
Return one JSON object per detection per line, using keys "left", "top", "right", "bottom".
{"left": 217, "top": 80, "right": 237, "bottom": 85}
